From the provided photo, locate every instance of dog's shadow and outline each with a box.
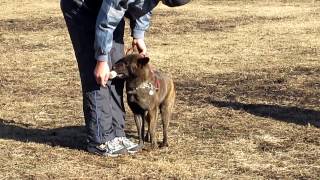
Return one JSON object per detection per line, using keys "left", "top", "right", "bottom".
{"left": 0, "top": 119, "right": 138, "bottom": 150}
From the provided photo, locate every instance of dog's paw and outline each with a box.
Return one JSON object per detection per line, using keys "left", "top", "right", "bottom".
{"left": 151, "top": 142, "right": 158, "bottom": 149}
{"left": 144, "top": 134, "right": 151, "bottom": 142}
{"left": 159, "top": 142, "right": 169, "bottom": 148}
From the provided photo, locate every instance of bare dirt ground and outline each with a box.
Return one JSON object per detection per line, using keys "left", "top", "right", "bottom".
{"left": 0, "top": 0, "right": 319, "bottom": 179}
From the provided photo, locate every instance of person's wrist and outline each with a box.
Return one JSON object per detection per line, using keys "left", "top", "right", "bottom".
{"left": 96, "top": 60, "right": 109, "bottom": 69}
{"left": 133, "top": 38, "right": 144, "bottom": 42}
{"left": 96, "top": 60, "right": 109, "bottom": 65}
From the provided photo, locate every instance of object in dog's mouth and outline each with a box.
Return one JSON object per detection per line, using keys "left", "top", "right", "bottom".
{"left": 109, "top": 71, "right": 117, "bottom": 79}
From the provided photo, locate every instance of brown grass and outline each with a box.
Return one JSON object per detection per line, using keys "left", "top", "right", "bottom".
{"left": 0, "top": 0, "right": 319, "bottom": 179}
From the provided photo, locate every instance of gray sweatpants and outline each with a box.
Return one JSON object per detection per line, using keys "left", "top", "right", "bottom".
{"left": 61, "top": 0, "right": 126, "bottom": 145}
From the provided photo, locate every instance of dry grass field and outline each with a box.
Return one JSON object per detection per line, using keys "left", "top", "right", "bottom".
{"left": 0, "top": 0, "right": 319, "bottom": 179}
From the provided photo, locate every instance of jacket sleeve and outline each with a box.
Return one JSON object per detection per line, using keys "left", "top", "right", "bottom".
{"left": 130, "top": 12, "right": 152, "bottom": 39}
{"left": 94, "top": 0, "right": 126, "bottom": 62}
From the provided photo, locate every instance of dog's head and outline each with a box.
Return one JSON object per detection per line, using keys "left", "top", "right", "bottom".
{"left": 113, "top": 54, "right": 150, "bottom": 79}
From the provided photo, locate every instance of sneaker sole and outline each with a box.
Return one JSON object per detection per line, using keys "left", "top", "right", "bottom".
{"left": 87, "top": 147, "right": 124, "bottom": 157}
{"left": 128, "top": 150, "right": 137, "bottom": 154}
{"left": 106, "top": 153, "right": 120, "bottom": 157}
{"left": 127, "top": 145, "right": 141, "bottom": 154}
{"left": 110, "top": 148, "right": 129, "bottom": 156}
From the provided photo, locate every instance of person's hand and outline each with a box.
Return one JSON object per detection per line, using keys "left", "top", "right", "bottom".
{"left": 94, "top": 60, "right": 110, "bottom": 87}
{"left": 132, "top": 38, "right": 147, "bottom": 56}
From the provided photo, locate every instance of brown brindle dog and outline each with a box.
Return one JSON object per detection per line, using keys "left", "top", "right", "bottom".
{"left": 113, "top": 54, "right": 176, "bottom": 149}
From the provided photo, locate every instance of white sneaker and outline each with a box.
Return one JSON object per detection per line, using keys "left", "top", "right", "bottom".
{"left": 105, "top": 138, "right": 128, "bottom": 156}
{"left": 115, "top": 137, "right": 140, "bottom": 154}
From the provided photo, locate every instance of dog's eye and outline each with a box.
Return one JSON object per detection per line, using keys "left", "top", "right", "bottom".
{"left": 114, "top": 63, "right": 125, "bottom": 69}
{"left": 115, "top": 63, "right": 122, "bottom": 67}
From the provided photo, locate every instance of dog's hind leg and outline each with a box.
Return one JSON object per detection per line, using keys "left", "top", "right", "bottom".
{"left": 160, "top": 88, "right": 176, "bottom": 148}
{"left": 144, "top": 131, "right": 150, "bottom": 142}
{"left": 159, "top": 104, "right": 171, "bottom": 148}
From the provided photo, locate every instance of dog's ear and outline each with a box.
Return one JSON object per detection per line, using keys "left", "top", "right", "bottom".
{"left": 137, "top": 56, "right": 150, "bottom": 66}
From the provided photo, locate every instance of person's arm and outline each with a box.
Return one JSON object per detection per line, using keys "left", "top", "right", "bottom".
{"left": 94, "top": 0, "right": 126, "bottom": 86}
{"left": 130, "top": 12, "right": 151, "bottom": 40}
{"left": 130, "top": 12, "right": 152, "bottom": 55}
{"left": 95, "top": 0, "right": 126, "bottom": 61}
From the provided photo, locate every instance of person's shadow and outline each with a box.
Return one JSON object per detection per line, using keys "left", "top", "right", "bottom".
{"left": 208, "top": 99, "right": 320, "bottom": 128}
{"left": 0, "top": 119, "right": 138, "bottom": 150}
{"left": 0, "top": 119, "right": 87, "bottom": 150}
{"left": 175, "top": 75, "right": 320, "bottom": 129}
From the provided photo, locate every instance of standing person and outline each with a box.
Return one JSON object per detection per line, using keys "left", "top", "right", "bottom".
{"left": 60, "top": 0, "right": 190, "bottom": 156}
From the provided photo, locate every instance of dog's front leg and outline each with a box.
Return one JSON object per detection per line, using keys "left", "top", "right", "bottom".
{"left": 143, "top": 112, "right": 150, "bottom": 142}
{"left": 134, "top": 114, "right": 144, "bottom": 148}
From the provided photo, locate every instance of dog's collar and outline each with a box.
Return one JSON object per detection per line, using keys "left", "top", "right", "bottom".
{"left": 126, "top": 64, "right": 161, "bottom": 96}
{"left": 137, "top": 82, "right": 158, "bottom": 96}
{"left": 127, "top": 81, "right": 158, "bottom": 96}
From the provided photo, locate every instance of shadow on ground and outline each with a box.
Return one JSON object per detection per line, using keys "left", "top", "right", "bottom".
{"left": 175, "top": 66, "right": 320, "bottom": 128}
{"left": 0, "top": 119, "right": 87, "bottom": 150}
{"left": 209, "top": 99, "right": 320, "bottom": 128}
{"left": 0, "top": 119, "right": 139, "bottom": 150}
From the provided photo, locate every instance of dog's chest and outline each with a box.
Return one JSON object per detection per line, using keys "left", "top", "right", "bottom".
{"left": 127, "top": 81, "right": 158, "bottom": 110}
